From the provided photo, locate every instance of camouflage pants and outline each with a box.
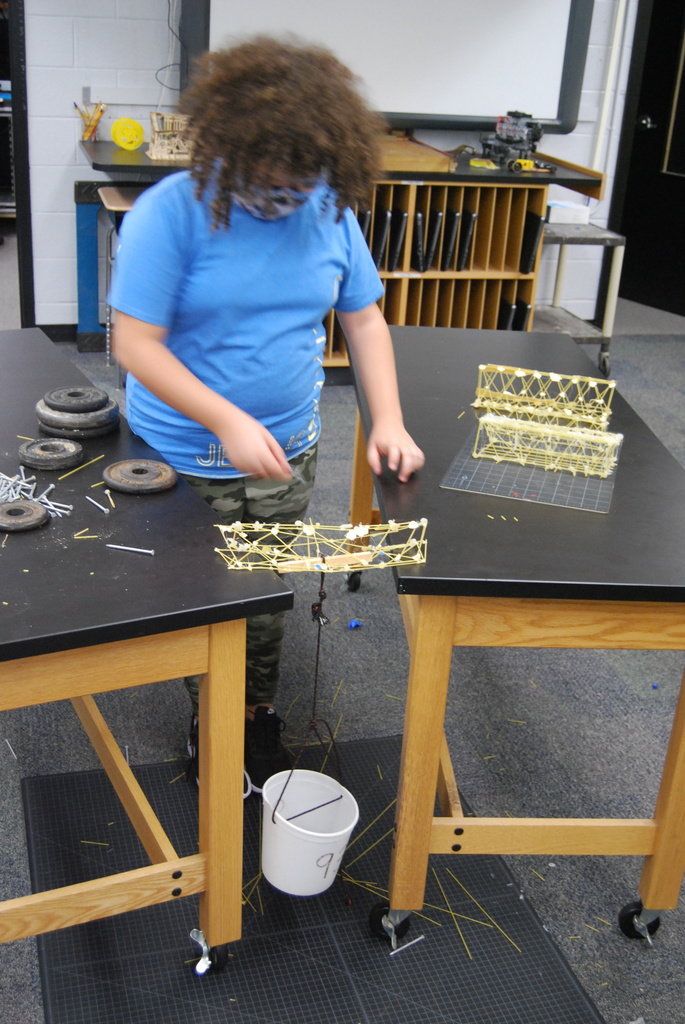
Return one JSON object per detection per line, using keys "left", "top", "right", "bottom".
{"left": 182, "top": 444, "right": 318, "bottom": 711}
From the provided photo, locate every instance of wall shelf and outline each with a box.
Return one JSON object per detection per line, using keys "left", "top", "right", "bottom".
{"left": 77, "top": 138, "right": 604, "bottom": 361}
{"left": 322, "top": 138, "right": 604, "bottom": 367}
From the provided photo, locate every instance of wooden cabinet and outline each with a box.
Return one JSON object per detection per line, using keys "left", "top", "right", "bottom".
{"left": 77, "top": 138, "right": 602, "bottom": 362}
{"left": 322, "top": 140, "right": 604, "bottom": 367}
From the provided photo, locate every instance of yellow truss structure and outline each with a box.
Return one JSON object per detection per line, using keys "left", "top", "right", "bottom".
{"left": 214, "top": 519, "right": 428, "bottom": 573}
{"left": 473, "top": 363, "right": 616, "bottom": 429}
{"left": 471, "top": 364, "right": 623, "bottom": 478}
{"left": 473, "top": 413, "right": 623, "bottom": 477}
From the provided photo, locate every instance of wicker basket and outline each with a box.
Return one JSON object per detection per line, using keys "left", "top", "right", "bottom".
{"left": 146, "top": 112, "right": 191, "bottom": 162}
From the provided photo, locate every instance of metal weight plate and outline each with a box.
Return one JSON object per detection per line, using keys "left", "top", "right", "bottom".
{"left": 103, "top": 459, "right": 178, "bottom": 493}
{"left": 36, "top": 398, "right": 119, "bottom": 430}
{"left": 38, "top": 420, "right": 120, "bottom": 440}
{"left": 18, "top": 438, "right": 84, "bottom": 471}
{"left": 0, "top": 500, "right": 50, "bottom": 532}
{"left": 43, "top": 385, "right": 109, "bottom": 413}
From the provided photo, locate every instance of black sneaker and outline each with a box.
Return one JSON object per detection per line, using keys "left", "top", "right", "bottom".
{"left": 244, "top": 706, "right": 292, "bottom": 794}
{"left": 187, "top": 715, "right": 251, "bottom": 798}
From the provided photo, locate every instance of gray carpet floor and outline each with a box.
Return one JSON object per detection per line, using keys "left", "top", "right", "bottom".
{"left": 0, "top": 233, "right": 684, "bottom": 1024}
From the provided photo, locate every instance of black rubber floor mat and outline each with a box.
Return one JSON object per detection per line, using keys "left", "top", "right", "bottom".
{"left": 22, "top": 735, "right": 605, "bottom": 1024}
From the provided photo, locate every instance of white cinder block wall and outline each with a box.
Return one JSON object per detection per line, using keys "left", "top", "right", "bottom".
{"left": 25, "top": 0, "right": 181, "bottom": 327}
{"left": 416, "top": 0, "right": 639, "bottom": 321}
{"left": 24, "top": 0, "right": 636, "bottom": 328}
{"left": 533, "top": 0, "right": 638, "bottom": 318}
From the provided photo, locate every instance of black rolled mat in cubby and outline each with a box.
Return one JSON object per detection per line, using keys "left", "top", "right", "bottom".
{"left": 22, "top": 736, "right": 605, "bottom": 1024}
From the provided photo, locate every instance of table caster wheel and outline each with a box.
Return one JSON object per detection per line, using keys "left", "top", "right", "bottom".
{"left": 345, "top": 570, "right": 362, "bottom": 592}
{"left": 190, "top": 928, "right": 230, "bottom": 974}
{"left": 598, "top": 352, "right": 611, "bottom": 376}
{"left": 618, "top": 900, "right": 660, "bottom": 940}
{"left": 207, "top": 944, "right": 229, "bottom": 971}
{"left": 369, "top": 902, "right": 411, "bottom": 941}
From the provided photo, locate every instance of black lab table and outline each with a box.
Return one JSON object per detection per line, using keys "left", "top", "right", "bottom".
{"left": 0, "top": 328, "right": 291, "bottom": 960}
{"left": 350, "top": 326, "right": 685, "bottom": 939}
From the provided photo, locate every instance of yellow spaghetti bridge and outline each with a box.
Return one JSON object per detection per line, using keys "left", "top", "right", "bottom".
{"left": 214, "top": 519, "right": 428, "bottom": 573}
{"left": 471, "top": 363, "right": 623, "bottom": 478}
{"left": 473, "top": 363, "right": 616, "bottom": 429}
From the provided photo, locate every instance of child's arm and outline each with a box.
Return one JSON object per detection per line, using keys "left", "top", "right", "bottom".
{"left": 338, "top": 304, "right": 425, "bottom": 482}
{"left": 113, "top": 311, "right": 292, "bottom": 479}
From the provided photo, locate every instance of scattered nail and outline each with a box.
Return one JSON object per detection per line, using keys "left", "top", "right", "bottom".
{"left": 85, "top": 495, "right": 110, "bottom": 514}
{"left": 106, "top": 544, "right": 155, "bottom": 556}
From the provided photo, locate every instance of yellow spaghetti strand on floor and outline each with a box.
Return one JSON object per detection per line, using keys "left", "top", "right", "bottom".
{"left": 432, "top": 867, "right": 471, "bottom": 959}
{"left": 345, "top": 798, "right": 397, "bottom": 852}
{"left": 446, "top": 867, "right": 522, "bottom": 952}
{"left": 421, "top": 901, "right": 493, "bottom": 927}
{"left": 344, "top": 827, "right": 395, "bottom": 869}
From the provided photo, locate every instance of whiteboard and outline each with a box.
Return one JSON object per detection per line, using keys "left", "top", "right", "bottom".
{"left": 200, "top": 0, "right": 593, "bottom": 132}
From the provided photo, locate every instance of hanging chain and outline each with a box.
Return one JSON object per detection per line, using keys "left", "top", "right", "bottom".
{"left": 271, "top": 568, "right": 344, "bottom": 819}
{"left": 269, "top": 569, "right": 354, "bottom": 902}
{"left": 310, "top": 571, "right": 330, "bottom": 719}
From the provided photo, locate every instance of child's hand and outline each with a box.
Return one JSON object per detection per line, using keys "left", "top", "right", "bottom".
{"left": 217, "top": 410, "right": 292, "bottom": 479}
{"left": 367, "top": 422, "right": 425, "bottom": 482}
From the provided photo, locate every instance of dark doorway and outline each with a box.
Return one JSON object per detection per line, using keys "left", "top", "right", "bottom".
{"left": 613, "top": 0, "right": 685, "bottom": 315}
{"left": 0, "top": 6, "right": 11, "bottom": 203}
{"left": 5, "top": 0, "right": 34, "bottom": 325}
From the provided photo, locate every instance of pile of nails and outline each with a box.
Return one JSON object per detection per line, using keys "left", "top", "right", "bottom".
{"left": 0, "top": 471, "right": 71, "bottom": 520}
{"left": 0, "top": 466, "right": 72, "bottom": 532}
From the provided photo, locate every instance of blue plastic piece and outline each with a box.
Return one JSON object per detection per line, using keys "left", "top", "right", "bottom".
{"left": 76, "top": 203, "right": 102, "bottom": 333}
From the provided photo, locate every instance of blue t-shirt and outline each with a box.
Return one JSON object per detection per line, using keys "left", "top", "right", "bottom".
{"left": 109, "top": 172, "right": 383, "bottom": 477}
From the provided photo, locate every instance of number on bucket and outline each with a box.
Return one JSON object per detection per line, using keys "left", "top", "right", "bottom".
{"left": 317, "top": 852, "right": 337, "bottom": 879}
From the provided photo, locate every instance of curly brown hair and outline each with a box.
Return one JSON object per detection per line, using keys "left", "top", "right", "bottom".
{"left": 179, "top": 36, "right": 386, "bottom": 228}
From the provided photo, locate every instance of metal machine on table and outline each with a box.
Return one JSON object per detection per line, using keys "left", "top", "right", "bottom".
{"left": 480, "top": 111, "right": 557, "bottom": 174}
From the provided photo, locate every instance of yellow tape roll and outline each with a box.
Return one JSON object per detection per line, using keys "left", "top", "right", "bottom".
{"left": 111, "top": 118, "right": 145, "bottom": 151}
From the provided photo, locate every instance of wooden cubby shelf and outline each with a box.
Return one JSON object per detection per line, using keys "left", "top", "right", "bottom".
{"left": 323, "top": 140, "right": 604, "bottom": 366}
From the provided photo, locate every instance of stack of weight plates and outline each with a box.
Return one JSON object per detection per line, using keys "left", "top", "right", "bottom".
{"left": 36, "top": 386, "right": 120, "bottom": 439}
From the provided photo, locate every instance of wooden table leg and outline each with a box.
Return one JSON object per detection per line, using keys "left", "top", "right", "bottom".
{"left": 639, "top": 663, "right": 685, "bottom": 910}
{"left": 388, "top": 595, "right": 459, "bottom": 910}
{"left": 198, "top": 617, "right": 246, "bottom": 948}
{"left": 349, "top": 412, "right": 375, "bottom": 526}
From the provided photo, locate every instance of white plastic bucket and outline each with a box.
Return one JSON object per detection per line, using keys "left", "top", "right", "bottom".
{"left": 261, "top": 770, "right": 359, "bottom": 896}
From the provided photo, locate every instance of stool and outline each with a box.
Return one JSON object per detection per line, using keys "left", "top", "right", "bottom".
{"left": 97, "top": 186, "right": 147, "bottom": 371}
{"left": 537, "top": 222, "right": 626, "bottom": 376}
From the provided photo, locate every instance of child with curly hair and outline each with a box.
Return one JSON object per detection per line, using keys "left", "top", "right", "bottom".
{"left": 110, "top": 35, "right": 424, "bottom": 793}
